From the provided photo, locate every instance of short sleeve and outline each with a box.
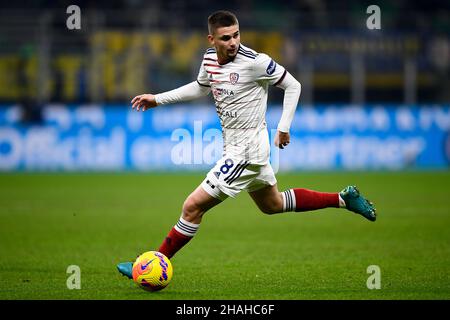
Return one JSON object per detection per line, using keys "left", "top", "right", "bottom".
{"left": 252, "top": 53, "right": 287, "bottom": 86}
{"left": 196, "top": 61, "right": 210, "bottom": 87}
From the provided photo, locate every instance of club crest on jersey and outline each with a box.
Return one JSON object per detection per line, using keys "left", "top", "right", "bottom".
{"left": 266, "top": 59, "right": 276, "bottom": 75}
{"left": 229, "top": 72, "right": 239, "bottom": 85}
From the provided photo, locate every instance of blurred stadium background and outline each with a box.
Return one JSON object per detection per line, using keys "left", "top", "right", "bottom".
{"left": 0, "top": 0, "right": 448, "bottom": 171}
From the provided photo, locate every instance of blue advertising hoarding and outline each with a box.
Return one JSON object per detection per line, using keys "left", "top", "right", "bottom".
{"left": 0, "top": 104, "right": 449, "bottom": 171}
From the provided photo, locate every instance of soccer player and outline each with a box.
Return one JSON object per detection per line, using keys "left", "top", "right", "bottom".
{"left": 117, "top": 11, "right": 376, "bottom": 279}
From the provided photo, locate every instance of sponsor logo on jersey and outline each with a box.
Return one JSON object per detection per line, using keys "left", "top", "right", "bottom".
{"left": 212, "top": 88, "right": 235, "bottom": 99}
{"left": 266, "top": 59, "right": 276, "bottom": 75}
{"left": 229, "top": 72, "right": 239, "bottom": 85}
{"left": 218, "top": 110, "right": 238, "bottom": 118}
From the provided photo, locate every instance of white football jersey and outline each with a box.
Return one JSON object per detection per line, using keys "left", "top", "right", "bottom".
{"left": 197, "top": 44, "right": 287, "bottom": 165}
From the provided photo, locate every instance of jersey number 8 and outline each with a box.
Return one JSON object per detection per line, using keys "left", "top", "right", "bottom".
{"left": 220, "top": 159, "right": 234, "bottom": 174}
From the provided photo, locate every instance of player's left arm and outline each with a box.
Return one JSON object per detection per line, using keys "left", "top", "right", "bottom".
{"left": 274, "top": 71, "right": 301, "bottom": 149}
{"left": 253, "top": 53, "right": 301, "bottom": 149}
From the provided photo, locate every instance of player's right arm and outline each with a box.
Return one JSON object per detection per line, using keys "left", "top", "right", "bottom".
{"left": 131, "top": 81, "right": 210, "bottom": 111}
{"left": 131, "top": 56, "right": 211, "bottom": 112}
{"left": 131, "top": 93, "right": 157, "bottom": 111}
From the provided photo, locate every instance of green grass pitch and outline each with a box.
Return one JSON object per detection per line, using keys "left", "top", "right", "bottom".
{"left": 0, "top": 172, "right": 449, "bottom": 300}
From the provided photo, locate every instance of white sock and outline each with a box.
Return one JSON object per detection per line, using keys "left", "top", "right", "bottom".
{"left": 338, "top": 194, "right": 346, "bottom": 208}
{"left": 174, "top": 215, "right": 200, "bottom": 237}
{"left": 281, "top": 189, "right": 296, "bottom": 212}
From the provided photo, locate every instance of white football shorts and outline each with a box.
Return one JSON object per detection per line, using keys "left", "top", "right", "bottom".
{"left": 201, "top": 156, "right": 277, "bottom": 201}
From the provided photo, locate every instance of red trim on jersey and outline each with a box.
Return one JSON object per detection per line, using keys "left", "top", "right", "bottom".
{"left": 206, "top": 70, "right": 222, "bottom": 75}
{"left": 203, "top": 63, "right": 221, "bottom": 68}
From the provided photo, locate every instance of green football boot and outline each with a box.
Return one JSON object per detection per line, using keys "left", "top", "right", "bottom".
{"left": 117, "top": 262, "right": 133, "bottom": 279}
{"left": 340, "top": 186, "right": 377, "bottom": 222}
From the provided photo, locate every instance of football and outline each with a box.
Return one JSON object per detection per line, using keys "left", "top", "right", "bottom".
{"left": 132, "top": 251, "right": 173, "bottom": 291}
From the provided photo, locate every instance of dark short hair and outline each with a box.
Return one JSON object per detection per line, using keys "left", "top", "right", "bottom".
{"left": 208, "top": 10, "right": 239, "bottom": 34}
